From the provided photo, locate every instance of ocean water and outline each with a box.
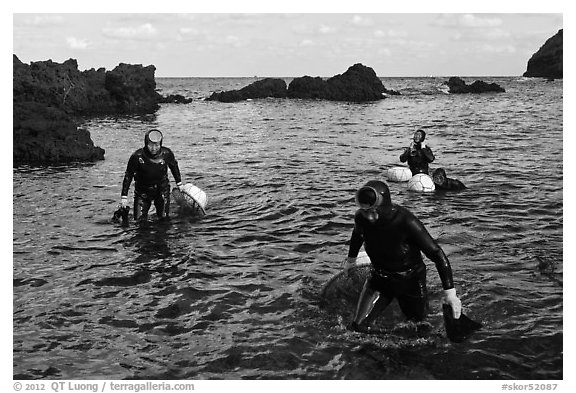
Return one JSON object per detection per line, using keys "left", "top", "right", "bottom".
{"left": 13, "top": 76, "right": 563, "bottom": 380}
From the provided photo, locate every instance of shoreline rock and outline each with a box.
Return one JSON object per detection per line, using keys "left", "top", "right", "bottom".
{"left": 13, "top": 55, "right": 166, "bottom": 166}
{"left": 207, "top": 63, "right": 399, "bottom": 103}
{"left": 445, "top": 77, "right": 505, "bottom": 94}
{"left": 523, "top": 29, "right": 563, "bottom": 79}
{"left": 14, "top": 55, "right": 162, "bottom": 115}
{"left": 13, "top": 102, "right": 105, "bottom": 165}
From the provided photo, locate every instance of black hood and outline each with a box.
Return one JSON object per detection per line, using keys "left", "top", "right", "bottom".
{"left": 144, "top": 129, "right": 163, "bottom": 157}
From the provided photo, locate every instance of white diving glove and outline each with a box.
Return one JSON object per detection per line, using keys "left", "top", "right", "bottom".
{"left": 443, "top": 288, "right": 462, "bottom": 319}
{"left": 120, "top": 196, "right": 128, "bottom": 208}
{"left": 177, "top": 182, "right": 185, "bottom": 192}
{"left": 421, "top": 142, "right": 427, "bottom": 149}
{"left": 342, "top": 257, "right": 357, "bottom": 273}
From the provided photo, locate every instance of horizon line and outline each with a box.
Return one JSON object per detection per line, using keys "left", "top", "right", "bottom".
{"left": 155, "top": 74, "right": 535, "bottom": 79}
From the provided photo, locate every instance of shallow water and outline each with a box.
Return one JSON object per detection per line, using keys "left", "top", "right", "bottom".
{"left": 13, "top": 76, "right": 562, "bottom": 379}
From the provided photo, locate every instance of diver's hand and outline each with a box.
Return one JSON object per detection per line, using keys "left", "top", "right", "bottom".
{"left": 342, "top": 257, "right": 357, "bottom": 273}
{"left": 177, "top": 182, "right": 185, "bottom": 192}
{"left": 120, "top": 196, "right": 128, "bottom": 208}
{"left": 443, "top": 288, "right": 462, "bottom": 318}
{"left": 420, "top": 142, "right": 426, "bottom": 149}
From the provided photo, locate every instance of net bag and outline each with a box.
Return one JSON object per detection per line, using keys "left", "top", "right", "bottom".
{"left": 172, "top": 183, "right": 207, "bottom": 216}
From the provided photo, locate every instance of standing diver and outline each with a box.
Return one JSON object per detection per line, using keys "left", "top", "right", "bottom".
{"left": 344, "top": 180, "right": 462, "bottom": 332}
{"left": 400, "top": 129, "right": 435, "bottom": 175}
{"left": 121, "top": 129, "right": 185, "bottom": 221}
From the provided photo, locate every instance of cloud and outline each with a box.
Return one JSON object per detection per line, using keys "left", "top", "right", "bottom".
{"left": 377, "top": 48, "right": 392, "bottom": 56}
{"left": 374, "top": 29, "right": 407, "bottom": 39}
{"left": 292, "top": 23, "right": 336, "bottom": 36}
{"left": 24, "top": 15, "right": 64, "bottom": 27}
{"left": 452, "top": 28, "right": 511, "bottom": 41}
{"left": 66, "top": 37, "right": 89, "bottom": 50}
{"left": 389, "top": 39, "right": 436, "bottom": 52}
{"left": 350, "top": 15, "right": 373, "bottom": 27}
{"left": 221, "top": 35, "right": 242, "bottom": 47}
{"left": 176, "top": 27, "right": 206, "bottom": 41}
{"left": 102, "top": 23, "right": 157, "bottom": 40}
{"left": 434, "top": 14, "right": 503, "bottom": 28}
{"left": 319, "top": 24, "right": 336, "bottom": 34}
{"left": 477, "top": 44, "right": 517, "bottom": 54}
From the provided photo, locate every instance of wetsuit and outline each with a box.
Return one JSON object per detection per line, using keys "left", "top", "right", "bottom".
{"left": 347, "top": 204, "right": 454, "bottom": 328}
{"left": 432, "top": 169, "right": 466, "bottom": 191}
{"left": 400, "top": 144, "right": 435, "bottom": 176}
{"left": 436, "top": 178, "right": 466, "bottom": 191}
{"left": 121, "top": 146, "right": 182, "bottom": 220}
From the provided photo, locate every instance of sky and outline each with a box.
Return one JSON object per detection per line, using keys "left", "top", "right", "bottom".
{"left": 10, "top": 5, "right": 564, "bottom": 78}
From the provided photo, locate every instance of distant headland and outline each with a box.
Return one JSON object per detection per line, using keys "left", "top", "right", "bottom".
{"left": 523, "top": 29, "right": 563, "bottom": 80}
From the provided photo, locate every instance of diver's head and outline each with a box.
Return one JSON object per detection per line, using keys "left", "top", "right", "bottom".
{"left": 413, "top": 129, "right": 426, "bottom": 144}
{"left": 432, "top": 168, "right": 447, "bottom": 185}
{"left": 355, "top": 180, "right": 392, "bottom": 223}
{"left": 144, "top": 129, "right": 163, "bottom": 156}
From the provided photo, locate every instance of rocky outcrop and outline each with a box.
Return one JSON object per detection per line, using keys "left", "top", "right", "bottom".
{"left": 13, "top": 55, "right": 161, "bottom": 114}
{"left": 207, "top": 64, "right": 397, "bottom": 103}
{"left": 207, "top": 78, "right": 287, "bottom": 102}
{"left": 306, "top": 63, "right": 391, "bottom": 101}
{"left": 523, "top": 29, "right": 563, "bottom": 79}
{"left": 159, "top": 94, "right": 193, "bottom": 104}
{"left": 13, "top": 102, "right": 105, "bottom": 165}
{"left": 286, "top": 76, "right": 328, "bottom": 99}
{"left": 445, "top": 77, "right": 505, "bottom": 94}
{"left": 13, "top": 55, "right": 166, "bottom": 165}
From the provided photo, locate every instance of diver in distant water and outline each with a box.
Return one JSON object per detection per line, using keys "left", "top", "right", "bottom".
{"left": 432, "top": 168, "right": 466, "bottom": 191}
{"left": 121, "top": 129, "right": 185, "bottom": 221}
{"left": 400, "top": 129, "right": 435, "bottom": 175}
{"left": 343, "top": 180, "right": 462, "bottom": 332}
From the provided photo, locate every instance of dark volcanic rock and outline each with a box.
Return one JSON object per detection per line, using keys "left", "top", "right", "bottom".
{"left": 445, "top": 77, "right": 505, "bottom": 94}
{"left": 288, "top": 63, "right": 389, "bottom": 101}
{"left": 13, "top": 102, "right": 105, "bottom": 165}
{"left": 207, "top": 78, "right": 288, "bottom": 102}
{"left": 523, "top": 29, "right": 563, "bottom": 79}
{"left": 159, "top": 94, "right": 193, "bottom": 104}
{"left": 104, "top": 63, "right": 161, "bottom": 113}
{"left": 13, "top": 54, "right": 164, "bottom": 165}
{"left": 287, "top": 76, "right": 327, "bottom": 99}
{"left": 324, "top": 63, "right": 387, "bottom": 101}
{"left": 208, "top": 64, "right": 395, "bottom": 102}
{"left": 13, "top": 55, "right": 161, "bottom": 115}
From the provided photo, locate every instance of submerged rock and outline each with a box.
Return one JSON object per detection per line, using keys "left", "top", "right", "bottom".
{"left": 523, "top": 29, "right": 563, "bottom": 79}
{"left": 445, "top": 77, "right": 505, "bottom": 94}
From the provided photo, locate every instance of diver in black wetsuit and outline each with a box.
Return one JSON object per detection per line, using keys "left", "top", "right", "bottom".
{"left": 344, "top": 180, "right": 462, "bottom": 332}
{"left": 400, "top": 129, "right": 435, "bottom": 175}
{"left": 121, "top": 129, "right": 185, "bottom": 221}
{"left": 432, "top": 168, "right": 466, "bottom": 191}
